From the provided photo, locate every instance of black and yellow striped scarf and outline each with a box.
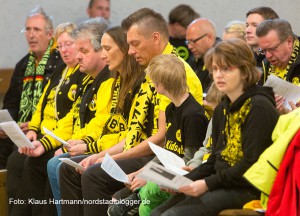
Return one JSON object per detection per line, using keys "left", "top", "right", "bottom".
{"left": 110, "top": 75, "right": 121, "bottom": 114}
{"left": 18, "top": 39, "right": 54, "bottom": 123}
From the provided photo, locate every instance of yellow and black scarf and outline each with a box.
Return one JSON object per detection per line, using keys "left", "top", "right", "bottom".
{"left": 18, "top": 39, "right": 54, "bottom": 123}
{"left": 110, "top": 75, "right": 121, "bottom": 114}
{"left": 222, "top": 98, "right": 252, "bottom": 166}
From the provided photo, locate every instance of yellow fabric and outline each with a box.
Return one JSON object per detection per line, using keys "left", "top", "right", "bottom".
{"left": 72, "top": 78, "right": 113, "bottom": 140}
{"left": 222, "top": 98, "right": 251, "bottom": 166}
{"left": 124, "top": 76, "right": 158, "bottom": 150}
{"left": 243, "top": 200, "right": 264, "bottom": 212}
{"left": 243, "top": 108, "right": 300, "bottom": 209}
{"left": 89, "top": 114, "right": 127, "bottom": 153}
{"left": 28, "top": 66, "right": 79, "bottom": 133}
{"left": 40, "top": 77, "right": 114, "bottom": 151}
{"left": 273, "top": 67, "right": 286, "bottom": 80}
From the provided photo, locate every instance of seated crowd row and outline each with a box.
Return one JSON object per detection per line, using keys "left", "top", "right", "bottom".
{"left": 1, "top": 3, "right": 300, "bottom": 216}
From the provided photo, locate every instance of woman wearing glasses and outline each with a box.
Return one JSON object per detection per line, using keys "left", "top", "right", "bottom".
{"left": 151, "top": 39, "right": 279, "bottom": 216}
{"left": 25, "top": 22, "right": 86, "bottom": 147}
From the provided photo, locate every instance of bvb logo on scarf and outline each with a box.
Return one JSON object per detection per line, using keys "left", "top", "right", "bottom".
{"left": 88, "top": 94, "right": 97, "bottom": 111}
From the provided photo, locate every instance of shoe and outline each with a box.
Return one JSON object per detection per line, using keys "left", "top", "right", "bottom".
{"left": 107, "top": 192, "right": 140, "bottom": 216}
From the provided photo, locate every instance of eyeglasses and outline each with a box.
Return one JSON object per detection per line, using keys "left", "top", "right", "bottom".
{"left": 258, "top": 40, "right": 285, "bottom": 55}
{"left": 185, "top": 33, "right": 208, "bottom": 46}
{"left": 56, "top": 42, "right": 75, "bottom": 51}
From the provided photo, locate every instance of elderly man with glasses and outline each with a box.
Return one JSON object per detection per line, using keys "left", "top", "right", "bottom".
{"left": 257, "top": 19, "right": 300, "bottom": 113}
{"left": 186, "top": 18, "right": 220, "bottom": 92}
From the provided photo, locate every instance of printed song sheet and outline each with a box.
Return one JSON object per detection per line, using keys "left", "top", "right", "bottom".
{"left": 101, "top": 153, "right": 129, "bottom": 183}
{"left": 136, "top": 161, "right": 193, "bottom": 191}
{"left": 264, "top": 74, "right": 300, "bottom": 109}
{"left": 0, "top": 121, "right": 34, "bottom": 149}
{"left": 0, "top": 110, "right": 13, "bottom": 123}
{"left": 148, "top": 141, "right": 188, "bottom": 175}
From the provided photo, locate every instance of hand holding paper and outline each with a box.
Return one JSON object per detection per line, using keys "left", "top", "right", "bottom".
{"left": 264, "top": 74, "right": 300, "bottom": 109}
{"left": 0, "top": 121, "right": 34, "bottom": 149}
{"left": 43, "top": 126, "right": 70, "bottom": 147}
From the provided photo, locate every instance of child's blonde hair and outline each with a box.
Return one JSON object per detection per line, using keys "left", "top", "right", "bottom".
{"left": 206, "top": 82, "right": 223, "bottom": 105}
{"left": 146, "top": 54, "right": 188, "bottom": 98}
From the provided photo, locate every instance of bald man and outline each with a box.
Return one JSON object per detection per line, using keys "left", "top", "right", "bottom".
{"left": 186, "top": 18, "right": 220, "bottom": 92}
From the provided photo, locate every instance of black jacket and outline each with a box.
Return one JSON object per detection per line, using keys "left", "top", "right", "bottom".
{"left": 40, "top": 64, "right": 87, "bottom": 123}
{"left": 186, "top": 85, "right": 279, "bottom": 191}
{"left": 3, "top": 49, "right": 63, "bottom": 122}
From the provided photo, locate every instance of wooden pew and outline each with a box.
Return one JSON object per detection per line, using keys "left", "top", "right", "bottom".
{"left": 0, "top": 170, "right": 8, "bottom": 216}
{"left": 0, "top": 68, "right": 13, "bottom": 94}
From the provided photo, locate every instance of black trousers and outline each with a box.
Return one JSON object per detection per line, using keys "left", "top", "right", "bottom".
{"left": 7, "top": 150, "right": 26, "bottom": 201}
{"left": 0, "top": 138, "right": 14, "bottom": 169}
{"left": 60, "top": 155, "right": 154, "bottom": 216}
{"left": 151, "top": 187, "right": 260, "bottom": 216}
{"left": 8, "top": 149, "right": 56, "bottom": 216}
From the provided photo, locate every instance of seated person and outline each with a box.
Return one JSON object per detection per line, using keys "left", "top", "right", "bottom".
{"left": 48, "top": 25, "right": 149, "bottom": 216}
{"left": 58, "top": 8, "right": 204, "bottom": 216}
{"left": 109, "top": 82, "right": 223, "bottom": 216}
{"left": 108, "top": 54, "right": 210, "bottom": 216}
{"left": 17, "top": 18, "right": 112, "bottom": 216}
{"left": 151, "top": 39, "right": 279, "bottom": 216}
{"left": 8, "top": 22, "right": 85, "bottom": 215}
{"left": 184, "top": 82, "right": 223, "bottom": 170}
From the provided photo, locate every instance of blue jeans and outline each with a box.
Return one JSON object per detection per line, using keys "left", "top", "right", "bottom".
{"left": 47, "top": 153, "right": 70, "bottom": 216}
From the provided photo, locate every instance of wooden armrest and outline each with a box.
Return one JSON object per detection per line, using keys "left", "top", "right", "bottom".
{"left": 0, "top": 169, "right": 8, "bottom": 216}
{"left": 218, "top": 209, "right": 263, "bottom": 216}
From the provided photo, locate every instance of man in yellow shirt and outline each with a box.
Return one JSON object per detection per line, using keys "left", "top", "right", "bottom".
{"left": 59, "top": 8, "right": 204, "bottom": 215}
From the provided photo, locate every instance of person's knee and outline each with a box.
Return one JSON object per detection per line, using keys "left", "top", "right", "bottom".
{"left": 47, "top": 157, "right": 60, "bottom": 178}
{"left": 81, "top": 165, "right": 108, "bottom": 188}
{"left": 59, "top": 162, "right": 73, "bottom": 178}
{"left": 81, "top": 165, "right": 97, "bottom": 185}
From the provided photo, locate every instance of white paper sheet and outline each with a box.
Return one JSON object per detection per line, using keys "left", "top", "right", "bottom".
{"left": 136, "top": 161, "right": 193, "bottom": 191}
{"left": 101, "top": 153, "right": 129, "bottom": 183}
{"left": 43, "top": 126, "right": 70, "bottom": 147}
{"left": 0, "top": 121, "right": 34, "bottom": 149}
{"left": 0, "top": 110, "right": 13, "bottom": 123}
{"left": 148, "top": 141, "right": 188, "bottom": 175}
{"left": 59, "top": 158, "right": 84, "bottom": 171}
{"left": 264, "top": 74, "right": 300, "bottom": 109}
